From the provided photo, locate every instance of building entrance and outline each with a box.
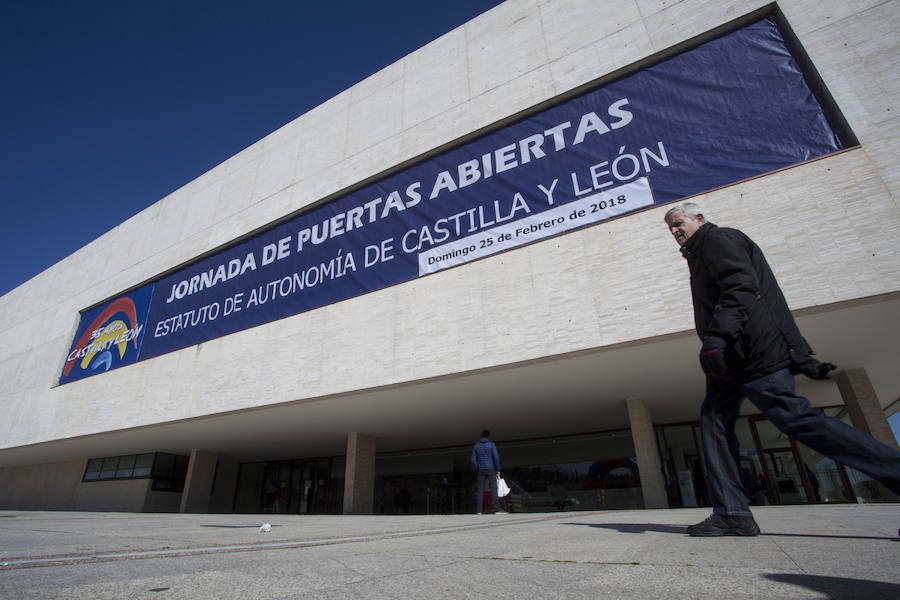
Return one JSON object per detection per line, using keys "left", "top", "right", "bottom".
{"left": 234, "top": 457, "right": 340, "bottom": 514}
{"left": 227, "top": 409, "right": 897, "bottom": 514}
{"left": 374, "top": 430, "right": 643, "bottom": 514}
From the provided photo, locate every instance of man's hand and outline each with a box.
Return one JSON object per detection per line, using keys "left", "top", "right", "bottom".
{"left": 793, "top": 356, "right": 838, "bottom": 380}
{"left": 812, "top": 361, "right": 837, "bottom": 379}
{"left": 699, "top": 336, "right": 728, "bottom": 377}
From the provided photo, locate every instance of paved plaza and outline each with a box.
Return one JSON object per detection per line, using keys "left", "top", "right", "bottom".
{"left": 1, "top": 504, "right": 899, "bottom": 599}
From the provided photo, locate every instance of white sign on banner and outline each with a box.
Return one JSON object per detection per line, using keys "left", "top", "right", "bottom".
{"left": 418, "top": 177, "right": 654, "bottom": 275}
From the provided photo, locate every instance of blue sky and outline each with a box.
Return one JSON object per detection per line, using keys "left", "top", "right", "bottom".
{"left": 0, "top": 0, "right": 503, "bottom": 298}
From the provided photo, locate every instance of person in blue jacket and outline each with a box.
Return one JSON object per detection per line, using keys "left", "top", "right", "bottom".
{"left": 472, "top": 430, "right": 503, "bottom": 514}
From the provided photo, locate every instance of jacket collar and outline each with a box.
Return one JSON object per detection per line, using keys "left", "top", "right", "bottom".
{"left": 680, "top": 222, "right": 715, "bottom": 259}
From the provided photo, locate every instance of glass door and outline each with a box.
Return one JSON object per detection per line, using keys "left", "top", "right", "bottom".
{"left": 765, "top": 448, "right": 808, "bottom": 503}
{"left": 261, "top": 462, "right": 291, "bottom": 513}
{"left": 748, "top": 415, "right": 859, "bottom": 504}
{"left": 752, "top": 418, "right": 807, "bottom": 504}
{"left": 298, "top": 458, "right": 333, "bottom": 514}
{"left": 255, "top": 458, "right": 335, "bottom": 514}
{"left": 287, "top": 462, "right": 303, "bottom": 513}
{"left": 792, "top": 443, "right": 853, "bottom": 503}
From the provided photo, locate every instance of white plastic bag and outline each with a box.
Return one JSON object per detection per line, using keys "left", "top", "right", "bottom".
{"left": 497, "top": 477, "right": 511, "bottom": 497}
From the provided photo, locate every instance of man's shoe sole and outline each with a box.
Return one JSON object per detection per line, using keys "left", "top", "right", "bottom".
{"left": 690, "top": 528, "right": 759, "bottom": 537}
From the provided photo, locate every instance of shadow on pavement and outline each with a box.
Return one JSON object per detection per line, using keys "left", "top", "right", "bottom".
{"left": 763, "top": 573, "right": 900, "bottom": 600}
{"left": 201, "top": 524, "right": 279, "bottom": 529}
{"left": 563, "top": 522, "right": 900, "bottom": 541}
{"left": 563, "top": 522, "right": 687, "bottom": 534}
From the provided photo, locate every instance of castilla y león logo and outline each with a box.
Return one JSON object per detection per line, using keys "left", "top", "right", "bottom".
{"left": 60, "top": 286, "right": 153, "bottom": 383}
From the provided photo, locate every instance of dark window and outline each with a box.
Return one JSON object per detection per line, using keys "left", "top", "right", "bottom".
{"left": 83, "top": 458, "right": 103, "bottom": 481}
{"left": 82, "top": 452, "right": 189, "bottom": 491}
{"left": 99, "top": 456, "right": 119, "bottom": 480}
{"left": 151, "top": 453, "right": 190, "bottom": 492}
{"left": 133, "top": 453, "right": 154, "bottom": 477}
{"left": 115, "top": 455, "right": 136, "bottom": 478}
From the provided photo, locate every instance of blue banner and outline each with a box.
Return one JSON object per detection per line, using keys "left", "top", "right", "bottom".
{"left": 61, "top": 19, "right": 842, "bottom": 382}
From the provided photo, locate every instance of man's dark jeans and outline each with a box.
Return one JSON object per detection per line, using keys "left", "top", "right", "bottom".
{"left": 476, "top": 469, "right": 499, "bottom": 513}
{"left": 700, "top": 368, "right": 900, "bottom": 516}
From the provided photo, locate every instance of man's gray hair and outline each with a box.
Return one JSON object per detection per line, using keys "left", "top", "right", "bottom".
{"left": 664, "top": 201, "right": 706, "bottom": 223}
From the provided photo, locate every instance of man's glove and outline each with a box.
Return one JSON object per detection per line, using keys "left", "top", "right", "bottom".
{"left": 792, "top": 355, "right": 837, "bottom": 380}
{"left": 699, "top": 336, "right": 728, "bottom": 377}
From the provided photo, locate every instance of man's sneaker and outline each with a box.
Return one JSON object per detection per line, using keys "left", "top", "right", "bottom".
{"left": 687, "top": 513, "right": 760, "bottom": 537}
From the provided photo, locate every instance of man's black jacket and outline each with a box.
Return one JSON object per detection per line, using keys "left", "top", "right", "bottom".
{"left": 680, "top": 222, "right": 819, "bottom": 383}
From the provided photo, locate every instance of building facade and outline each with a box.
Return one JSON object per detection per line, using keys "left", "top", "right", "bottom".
{"left": 2, "top": 0, "right": 899, "bottom": 514}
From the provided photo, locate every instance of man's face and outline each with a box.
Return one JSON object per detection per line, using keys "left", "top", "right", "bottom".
{"left": 666, "top": 210, "right": 704, "bottom": 246}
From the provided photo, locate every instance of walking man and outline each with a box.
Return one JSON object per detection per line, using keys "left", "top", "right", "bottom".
{"left": 472, "top": 430, "right": 503, "bottom": 514}
{"left": 664, "top": 202, "right": 900, "bottom": 536}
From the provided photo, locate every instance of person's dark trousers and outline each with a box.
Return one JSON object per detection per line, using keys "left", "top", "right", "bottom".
{"left": 700, "top": 367, "right": 900, "bottom": 516}
{"left": 476, "top": 469, "right": 499, "bottom": 513}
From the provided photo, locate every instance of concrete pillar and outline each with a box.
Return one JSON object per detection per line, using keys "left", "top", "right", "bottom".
{"left": 835, "top": 368, "right": 899, "bottom": 450}
{"left": 343, "top": 433, "right": 376, "bottom": 515}
{"left": 179, "top": 450, "right": 218, "bottom": 513}
{"left": 626, "top": 397, "right": 668, "bottom": 509}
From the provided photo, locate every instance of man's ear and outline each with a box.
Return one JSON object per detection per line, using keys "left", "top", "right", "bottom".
{"left": 696, "top": 213, "right": 705, "bottom": 224}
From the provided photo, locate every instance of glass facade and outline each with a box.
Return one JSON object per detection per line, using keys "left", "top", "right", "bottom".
{"left": 82, "top": 452, "right": 183, "bottom": 488}
{"left": 831, "top": 408, "right": 897, "bottom": 503}
{"left": 233, "top": 457, "right": 345, "bottom": 514}
{"left": 227, "top": 406, "right": 897, "bottom": 514}
{"left": 657, "top": 423, "right": 703, "bottom": 508}
{"left": 374, "top": 430, "right": 641, "bottom": 514}
{"left": 657, "top": 406, "right": 898, "bottom": 508}
{"left": 230, "top": 430, "right": 641, "bottom": 514}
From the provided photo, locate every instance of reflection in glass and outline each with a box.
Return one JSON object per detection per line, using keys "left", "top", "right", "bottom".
{"left": 83, "top": 458, "right": 103, "bottom": 481}
{"left": 754, "top": 419, "right": 807, "bottom": 504}
{"left": 99, "top": 456, "right": 119, "bottom": 480}
{"left": 115, "top": 454, "right": 136, "bottom": 478}
{"left": 659, "top": 424, "right": 703, "bottom": 508}
{"left": 833, "top": 408, "right": 899, "bottom": 502}
{"left": 735, "top": 419, "right": 769, "bottom": 505}
{"left": 371, "top": 430, "right": 642, "bottom": 514}
{"left": 792, "top": 411, "right": 851, "bottom": 503}
{"left": 133, "top": 453, "right": 154, "bottom": 477}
